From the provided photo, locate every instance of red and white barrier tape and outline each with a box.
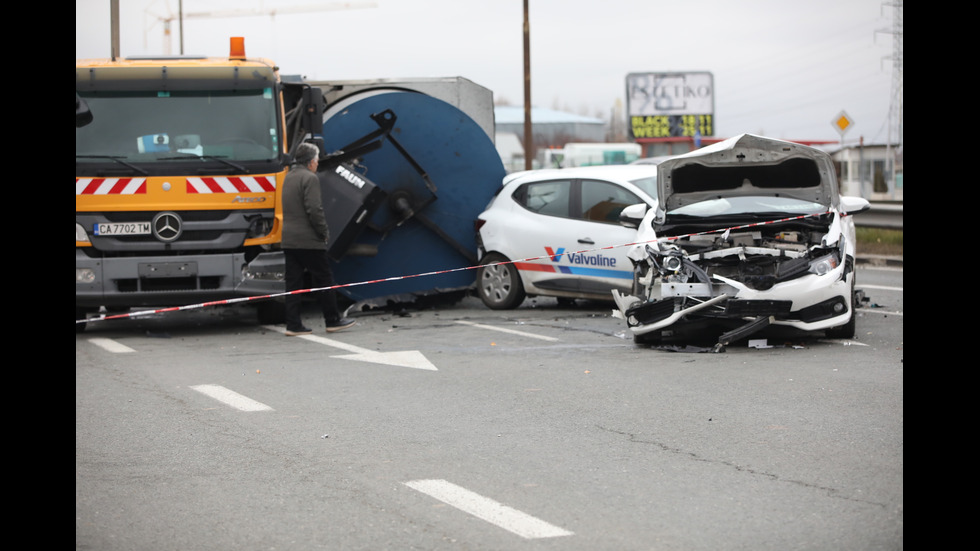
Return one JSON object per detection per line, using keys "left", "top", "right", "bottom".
{"left": 75, "top": 211, "right": 834, "bottom": 325}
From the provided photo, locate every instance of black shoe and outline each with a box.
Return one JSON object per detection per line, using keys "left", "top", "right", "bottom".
{"left": 325, "top": 317, "right": 356, "bottom": 333}
{"left": 285, "top": 326, "right": 313, "bottom": 336}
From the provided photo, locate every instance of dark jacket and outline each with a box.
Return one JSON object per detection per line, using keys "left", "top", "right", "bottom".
{"left": 281, "top": 165, "right": 329, "bottom": 249}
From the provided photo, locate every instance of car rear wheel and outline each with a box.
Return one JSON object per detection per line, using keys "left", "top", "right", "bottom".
{"left": 477, "top": 253, "right": 525, "bottom": 309}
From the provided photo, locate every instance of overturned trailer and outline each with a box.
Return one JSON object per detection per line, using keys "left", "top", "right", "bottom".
{"left": 245, "top": 77, "right": 506, "bottom": 310}
{"left": 612, "top": 134, "right": 870, "bottom": 348}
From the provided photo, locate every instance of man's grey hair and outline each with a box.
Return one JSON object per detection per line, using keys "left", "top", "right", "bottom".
{"left": 292, "top": 143, "right": 320, "bottom": 167}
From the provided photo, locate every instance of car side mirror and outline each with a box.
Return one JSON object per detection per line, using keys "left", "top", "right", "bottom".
{"left": 840, "top": 196, "right": 871, "bottom": 215}
{"left": 619, "top": 203, "right": 649, "bottom": 229}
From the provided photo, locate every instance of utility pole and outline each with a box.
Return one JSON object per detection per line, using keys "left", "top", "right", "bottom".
{"left": 878, "top": 1, "right": 903, "bottom": 198}
{"left": 110, "top": 0, "right": 119, "bottom": 60}
{"left": 523, "top": 0, "right": 533, "bottom": 170}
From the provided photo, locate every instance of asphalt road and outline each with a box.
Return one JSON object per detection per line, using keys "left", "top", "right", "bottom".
{"left": 76, "top": 263, "right": 903, "bottom": 550}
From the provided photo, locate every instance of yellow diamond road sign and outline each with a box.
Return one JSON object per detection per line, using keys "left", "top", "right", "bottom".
{"left": 833, "top": 111, "right": 853, "bottom": 135}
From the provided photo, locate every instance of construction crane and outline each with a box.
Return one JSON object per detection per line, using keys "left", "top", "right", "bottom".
{"left": 144, "top": 1, "right": 378, "bottom": 55}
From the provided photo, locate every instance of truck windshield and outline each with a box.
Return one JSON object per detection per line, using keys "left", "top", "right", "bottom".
{"left": 76, "top": 88, "right": 280, "bottom": 166}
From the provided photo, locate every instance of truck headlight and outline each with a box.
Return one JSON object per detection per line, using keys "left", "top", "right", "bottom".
{"left": 242, "top": 264, "right": 284, "bottom": 281}
{"left": 75, "top": 223, "right": 90, "bottom": 243}
{"left": 76, "top": 268, "right": 95, "bottom": 283}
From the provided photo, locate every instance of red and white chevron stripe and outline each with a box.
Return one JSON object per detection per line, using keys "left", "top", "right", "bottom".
{"left": 186, "top": 176, "right": 276, "bottom": 194}
{"left": 76, "top": 178, "right": 147, "bottom": 195}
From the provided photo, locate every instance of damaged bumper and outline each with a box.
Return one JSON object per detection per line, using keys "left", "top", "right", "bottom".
{"left": 612, "top": 258, "right": 854, "bottom": 340}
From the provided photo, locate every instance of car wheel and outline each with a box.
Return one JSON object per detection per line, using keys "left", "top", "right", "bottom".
{"left": 824, "top": 311, "right": 856, "bottom": 339}
{"left": 477, "top": 253, "right": 525, "bottom": 309}
{"left": 634, "top": 332, "right": 661, "bottom": 346}
{"left": 824, "top": 285, "right": 858, "bottom": 339}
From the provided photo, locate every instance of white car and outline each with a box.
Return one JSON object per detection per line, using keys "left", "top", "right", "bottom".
{"left": 611, "top": 134, "right": 870, "bottom": 347}
{"left": 475, "top": 164, "right": 660, "bottom": 309}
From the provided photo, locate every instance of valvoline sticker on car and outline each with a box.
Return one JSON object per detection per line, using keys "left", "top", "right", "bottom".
{"left": 514, "top": 247, "right": 633, "bottom": 279}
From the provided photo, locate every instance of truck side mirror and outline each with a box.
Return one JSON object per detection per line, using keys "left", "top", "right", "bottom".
{"left": 76, "top": 93, "right": 93, "bottom": 128}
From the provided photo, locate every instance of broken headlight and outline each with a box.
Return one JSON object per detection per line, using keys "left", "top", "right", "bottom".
{"left": 808, "top": 252, "right": 840, "bottom": 275}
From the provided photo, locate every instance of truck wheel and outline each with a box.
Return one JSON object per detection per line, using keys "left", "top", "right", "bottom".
{"left": 256, "top": 299, "right": 286, "bottom": 324}
{"left": 76, "top": 308, "right": 88, "bottom": 333}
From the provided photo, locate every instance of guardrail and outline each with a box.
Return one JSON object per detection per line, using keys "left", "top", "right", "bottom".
{"left": 857, "top": 202, "right": 902, "bottom": 230}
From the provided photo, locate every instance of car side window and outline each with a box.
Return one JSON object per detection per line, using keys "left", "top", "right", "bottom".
{"left": 580, "top": 179, "right": 642, "bottom": 223}
{"left": 515, "top": 180, "right": 572, "bottom": 217}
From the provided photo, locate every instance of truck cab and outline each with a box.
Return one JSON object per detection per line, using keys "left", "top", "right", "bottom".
{"left": 76, "top": 41, "right": 294, "bottom": 328}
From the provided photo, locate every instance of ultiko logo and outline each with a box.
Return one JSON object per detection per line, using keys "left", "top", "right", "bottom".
{"left": 335, "top": 165, "right": 366, "bottom": 189}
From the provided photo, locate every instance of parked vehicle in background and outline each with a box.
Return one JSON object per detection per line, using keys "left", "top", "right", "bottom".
{"left": 631, "top": 155, "right": 675, "bottom": 165}
{"left": 612, "top": 134, "right": 870, "bottom": 347}
{"left": 475, "top": 164, "right": 660, "bottom": 309}
{"left": 542, "top": 143, "right": 642, "bottom": 168}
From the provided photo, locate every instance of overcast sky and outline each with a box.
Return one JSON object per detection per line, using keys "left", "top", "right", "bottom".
{"left": 76, "top": 0, "right": 901, "bottom": 144}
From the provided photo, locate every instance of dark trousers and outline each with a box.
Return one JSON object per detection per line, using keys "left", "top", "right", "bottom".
{"left": 284, "top": 248, "right": 341, "bottom": 329}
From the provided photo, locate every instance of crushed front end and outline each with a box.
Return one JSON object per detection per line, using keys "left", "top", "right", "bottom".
{"left": 613, "top": 211, "right": 857, "bottom": 345}
{"left": 611, "top": 134, "right": 867, "bottom": 347}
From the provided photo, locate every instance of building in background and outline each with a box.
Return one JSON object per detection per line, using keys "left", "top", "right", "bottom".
{"left": 495, "top": 105, "right": 606, "bottom": 171}
{"left": 830, "top": 143, "right": 903, "bottom": 202}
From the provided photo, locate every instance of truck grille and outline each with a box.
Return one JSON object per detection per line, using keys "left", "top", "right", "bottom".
{"left": 77, "top": 209, "right": 273, "bottom": 254}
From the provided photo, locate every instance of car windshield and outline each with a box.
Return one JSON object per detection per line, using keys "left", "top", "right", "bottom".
{"left": 669, "top": 195, "right": 827, "bottom": 217}
{"left": 628, "top": 175, "right": 657, "bottom": 199}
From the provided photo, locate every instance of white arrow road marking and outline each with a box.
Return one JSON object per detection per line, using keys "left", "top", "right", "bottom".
{"left": 88, "top": 338, "right": 136, "bottom": 354}
{"left": 190, "top": 384, "right": 273, "bottom": 411}
{"left": 87, "top": 338, "right": 136, "bottom": 353}
{"left": 860, "top": 284, "right": 903, "bottom": 292}
{"left": 455, "top": 320, "right": 559, "bottom": 342}
{"left": 262, "top": 326, "right": 437, "bottom": 371}
{"left": 404, "top": 479, "right": 573, "bottom": 539}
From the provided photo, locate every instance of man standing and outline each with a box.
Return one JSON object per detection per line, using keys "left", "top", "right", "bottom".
{"left": 281, "top": 142, "right": 356, "bottom": 336}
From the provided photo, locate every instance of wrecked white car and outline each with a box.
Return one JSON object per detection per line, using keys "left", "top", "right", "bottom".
{"left": 612, "top": 134, "right": 870, "bottom": 347}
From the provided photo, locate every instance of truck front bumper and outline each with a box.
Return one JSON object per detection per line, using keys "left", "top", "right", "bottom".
{"left": 76, "top": 249, "right": 282, "bottom": 309}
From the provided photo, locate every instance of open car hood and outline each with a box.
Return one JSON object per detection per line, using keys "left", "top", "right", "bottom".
{"left": 654, "top": 134, "right": 840, "bottom": 219}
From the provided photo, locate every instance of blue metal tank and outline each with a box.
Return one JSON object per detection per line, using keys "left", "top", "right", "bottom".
{"left": 320, "top": 89, "right": 506, "bottom": 305}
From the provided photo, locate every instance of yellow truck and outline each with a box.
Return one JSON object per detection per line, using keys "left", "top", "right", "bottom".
{"left": 77, "top": 39, "right": 507, "bottom": 331}
{"left": 76, "top": 38, "right": 322, "bottom": 330}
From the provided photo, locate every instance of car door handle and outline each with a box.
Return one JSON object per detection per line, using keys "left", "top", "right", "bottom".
{"left": 578, "top": 238, "right": 595, "bottom": 244}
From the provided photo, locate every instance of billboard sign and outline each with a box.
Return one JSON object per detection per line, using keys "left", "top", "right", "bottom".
{"left": 626, "top": 72, "right": 714, "bottom": 140}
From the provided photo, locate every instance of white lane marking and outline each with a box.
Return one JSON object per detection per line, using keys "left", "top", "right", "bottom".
{"left": 190, "top": 384, "right": 274, "bottom": 412}
{"left": 455, "top": 320, "right": 560, "bottom": 342}
{"left": 820, "top": 339, "right": 870, "bottom": 346}
{"left": 857, "top": 307, "right": 903, "bottom": 317}
{"left": 860, "top": 284, "right": 903, "bottom": 292}
{"left": 404, "top": 479, "right": 573, "bottom": 539}
{"left": 87, "top": 338, "right": 135, "bottom": 353}
{"left": 262, "top": 326, "right": 437, "bottom": 370}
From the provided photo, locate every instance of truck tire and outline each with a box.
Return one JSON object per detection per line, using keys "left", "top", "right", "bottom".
{"left": 256, "top": 299, "right": 286, "bottom": 324}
